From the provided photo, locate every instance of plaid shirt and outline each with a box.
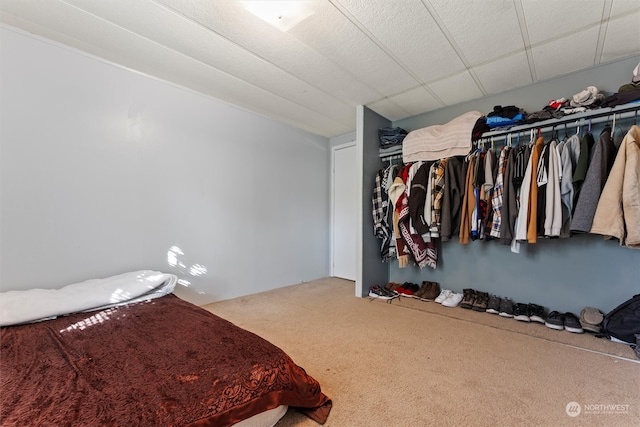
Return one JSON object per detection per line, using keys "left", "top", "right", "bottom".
{"left": 429, "top": 158, "right": 447, "bottom": 238}
{"left": 490, "top": 147, "right": 509, "bottom": 237}
{"left": 372, "top": 167, "right": 393, "bottom": 261}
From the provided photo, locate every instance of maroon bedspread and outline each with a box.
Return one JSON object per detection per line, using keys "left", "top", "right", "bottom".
{"left": 0, "top": 294, "right": 331, "bottom": 426}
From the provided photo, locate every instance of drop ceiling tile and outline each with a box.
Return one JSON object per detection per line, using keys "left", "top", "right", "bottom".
{"left": 335, "top": 0, "right": 465, "bottom": 82}
{"left": 609, "top": 0, "right": 640, "bottom": 15}
{"left": 156, "top": 0, "right": 382, "bottom": 106}
{"left": 473, "top": 52, "right": 533, "bottom": 95}
{"left": 385, "top": 86, "right": 444, "bottom": 117}
{"left": 600, "top": 11, "right": 640, "bottom": 63}
{"left": 62, "top": 0, "right": 354, "bottom": 125}
{"left": 427, "top": 0, "right": 524, "bottom": 65}
{"left": 521, "top": 0, "right": 605, "bottom": 45}
{"left": 0, "top": 4, "right": 348, "bottom": 137}
{"left": 287, "top": 1, "right": 418, "bottom": 95}
{"left": 366, "top": 98, "right": 411, "bottom": 122}
{"left": 532, "top": 26, "right": 600, "bottom": 80}
{"left": 427, "top": 71, "right": 484, "bottom": 106}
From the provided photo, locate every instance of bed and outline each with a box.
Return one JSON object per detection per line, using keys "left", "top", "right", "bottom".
{"left": 0, "top": 271, "right": 331, "bottom": 426}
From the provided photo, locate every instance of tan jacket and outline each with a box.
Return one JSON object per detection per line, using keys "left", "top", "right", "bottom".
{"left": 590, "top": 125, "right": 640, "bottom": 249}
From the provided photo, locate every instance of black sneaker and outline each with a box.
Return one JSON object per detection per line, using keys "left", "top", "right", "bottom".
{"left": 459, "top": 288, "right": 476, "bottom": 309}
{"left": 498, "top": 298, "right": 514, "bottom": 317}
{"left": 472, "top": 291, "right": 489, "bottom": 312}
{"left": 528, "top": 303, "right": 546, "bottom": 324}
{"left": 513, "top": 303, "right": 530, "bottom": 322}
{"left": 545, "top": 311, "right": 564, "bottom": 330}
{"left": 486, "top": 295, "right": 501, "bottom": 314}
{"left": 563, "top": 312, "right": 584, "bottom": 334}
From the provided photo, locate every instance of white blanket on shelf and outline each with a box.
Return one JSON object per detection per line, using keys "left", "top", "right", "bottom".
{"left": 0, "top": 270, "right": 177, "bottom": 327}
{"left": 402, "top": 110, "right": 482, "bottom": 162}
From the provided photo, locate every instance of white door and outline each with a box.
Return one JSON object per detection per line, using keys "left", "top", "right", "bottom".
{"left": 332, "top": 143, "right": 357, "bottom": 280}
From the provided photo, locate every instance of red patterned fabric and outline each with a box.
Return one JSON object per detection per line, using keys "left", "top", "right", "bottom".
{"left": 0, "top": 295, "right": 331, "bottom": 426}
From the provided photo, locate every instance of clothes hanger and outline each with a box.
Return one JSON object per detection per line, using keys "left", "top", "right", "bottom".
{"left": 611, "top": 113, "right": 616, "bottom": 135}
{"left": 529, "top": 129, "right": 535, "bottom": 146}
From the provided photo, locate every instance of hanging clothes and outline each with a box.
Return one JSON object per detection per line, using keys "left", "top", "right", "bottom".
{"left": 590, "top": 125, "right": 640, "bottom": 249}
{"left": 406, "top": 161, "right": 424, "bottom": 234}
{"left": 459, "top": 154, "right": 477, "bottom": 244}
{"left": 389, "top": 166, "right": 410, "bottom": 267}
{"left": 429, "top": 158, "right": 448, "bottom": 238}
{"left": 526, "top": 136, "right": 545, "bottom": 243}
{"left": 372, "top": 165, "right": 395, "bottom": 261}
{"left": 543, "top": 139, "right": 562, "bottom": 237}
{"left": 482, "top": 149, "right": 498, "bottom": 240}
{"left": 409, "top": 162, "right": 432, "bottom": 238}
{"left": 392, "top": 164, "right": 437, "bottom": 269}
{"left": 556, "top": 136, "right": 574, "bottom": 238}
{"left": 572, "top": 131, "right": 596, "bottom": 209}
{"left": 571, "top": 126, "right": 617, "bottom": 233}
{"left": 440, "top": 156, "right": 466, "bottom": 242}
{"left": 500, "top": 144, "right": 520, "bottom": 245}
{"left": 514, "top": 140, "right": 535, "bottom": 243}
{"left": 490, "top": 147, "right": 510, "bottom": 238}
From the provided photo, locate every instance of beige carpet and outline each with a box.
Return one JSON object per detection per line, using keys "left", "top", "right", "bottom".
{"left": 203, "top": 278, "right": 639, "bottom": 427}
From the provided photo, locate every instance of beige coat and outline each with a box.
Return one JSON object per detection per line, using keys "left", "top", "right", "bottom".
{"left": 590, "top": 125, "right": 640, "bottom": 249}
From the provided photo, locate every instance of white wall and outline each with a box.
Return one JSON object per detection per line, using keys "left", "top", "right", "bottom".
{"left": 0, "top": 26, "right": 330, "bottom": 304}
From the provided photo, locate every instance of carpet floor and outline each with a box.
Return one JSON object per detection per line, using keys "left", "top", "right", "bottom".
{"left": 202, "top": 277, "right": 639, "bottom": 427}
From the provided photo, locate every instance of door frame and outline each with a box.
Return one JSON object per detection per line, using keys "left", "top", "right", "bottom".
{"left": 330, "top": 141, "right": 356, "bottom": 278}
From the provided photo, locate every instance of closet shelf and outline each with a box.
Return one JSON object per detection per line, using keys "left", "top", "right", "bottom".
{"left": 480, "top": 102, "right": 640, "bottom": 140}
{"left": 379, "top": 102, "right": 640, "bottom": 160}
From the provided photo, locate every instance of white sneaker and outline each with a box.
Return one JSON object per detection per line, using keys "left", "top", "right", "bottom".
{"left": 434, "top": 289, "right": 452, "bottom": 304}
{"left": 441, "top": 292, "right": 463, "bottom": 308}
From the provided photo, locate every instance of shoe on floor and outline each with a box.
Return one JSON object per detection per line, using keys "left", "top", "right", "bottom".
{"left": 441, "top": 292, "right": 463, "bottom": 308}
{"left": 368, "top": 286, "right": 395, "bottom": 300}
{"left": 386, "top": 282, "right": 401, "bottom": 291}
{"left": 459, "top": 288, "right": 476, "bottom": 309}
{"left": 545, "top": 311, "right": 564, "bottom": 330}
{"left": 528, "top": 303, "right": 546, "bottom": 324}
{"left": 396, "top": 282, "right": 419, "bottom": 295}
{"left": 486, "top": 295, "right": 501, "bottom": 314}
{"left": 563, "top": 312, "right": 584, "bottom": 333}
{"left": 472, "top": 291, "right": 489, "bottom": 312}
{"left": 413, "top": 281, "right": 431, "bottom": 298}
{"left": 579, "top": 307, "right": 604, "bottom": 333}
{"left": 422, "top": 281, "right": 441, "bottom": 300}
{"left": 513, "top": 303, "right": 530, "bottom": 322}
{"left": 435, "top": 289, "right": 452, "bottom": 304}
{"left": 498, "top": 298, "right": 514, "bottom": 318}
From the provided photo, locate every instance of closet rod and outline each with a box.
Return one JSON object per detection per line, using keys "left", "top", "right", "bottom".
{"left": 480, "top": 102, "right": 640, "bottom": 139}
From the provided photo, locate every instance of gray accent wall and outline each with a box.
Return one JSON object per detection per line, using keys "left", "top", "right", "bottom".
{"left": 356, "top": 106, "right": 389, "bottom": 297}
{"left": 0, "top": 26, "right": 330, "bottom": 304}
{"left": 385, "top": 55, "right": 640, "bottom": 314}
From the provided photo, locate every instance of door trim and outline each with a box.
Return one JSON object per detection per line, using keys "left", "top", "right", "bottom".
{"left": 330, "top": 141, "right": 356, "bottom": 278}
